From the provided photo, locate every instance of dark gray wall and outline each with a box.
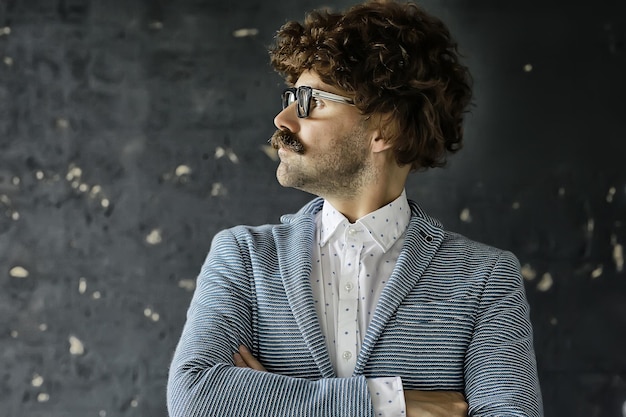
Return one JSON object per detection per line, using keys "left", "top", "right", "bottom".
{"left": 0, "top": 0, "right": 624, "bottom": 416}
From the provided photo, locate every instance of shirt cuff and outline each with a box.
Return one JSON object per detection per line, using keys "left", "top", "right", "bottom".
{"left": 366, "top": 376, "right": 406, "bottom": 417}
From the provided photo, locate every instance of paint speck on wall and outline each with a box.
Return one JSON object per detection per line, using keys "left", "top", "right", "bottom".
{"left": 11, "top": 211, "right": 20, "bottom": 220}
{"left": 591, "top": 265, "right": 603, "bottom": 279}
{"left": 210, "top": 182, "right": 227, "bottom": 197}
{"left": 175, "top": 165, "right": 191, "bottom": 177}
{"left": 69, "top": 335, "right": 85, "bottom": 355}
{"left": 613, "top": 243, "right": 624, "bottom": 272}
{"left": 0, "top": 26, "right": 11, "bottom": 36}
{"left": 66, "top": 166, "right": 82, "bottom": 181}
{"left": 607, "top": 186, "right": 616, "bottom": 202}
{"left": 511, "top": 201, "right": 520, "bottom": 210}
{"left": 79, "top": 277, "right": 87, "bottom": 294}
{"left": 550, "top": 317, "right": 558, "bottom": 325}
{"left": 523, "top": 63, "right": 533, "bottom": 72}
{"left": 146, "top": 229, "right": 163, "bottom": 245}
{"left": 149, "top": 21, "right": 163, "bottom": 30}
{"left": 56, "top": 118, "right": 69, "bottom": 129}
{"left": 233, "top": 28, "right": 259, "bottom": 37}
{"left": 215, "top": 147, "right": 239, "bottom": 163}
{"left": 3, "top": 56, "right": 13, "bottom": 66}
{"left": 39, "top": 323, "right": 48, "bottom": 331}
{"left": 32, "top": 374, "right": 44, "bottom": 387}
{"left": 261, "top": 145, "right": 279, "bottom": 161}
{"left": 558, "top": 187, "right": 566, "bottom": 197}
{"left": 178, "top": 279, "right": 196, "bottom": 291}
{"left": 537, "top": 273, "right": 553, "bottom": 291}
{"left": 101, "top": 198, "right": 110, "bottom": 208}
{"left": 37, "top": 393, "right": 50, "bottom": 402}
{"left": 586, "top": 218, "right": 595, "bottom": 233}
{"left": 9, "top": 266, "right": 29, "bottom": 278}
{"left": 521, "top": 263, "right": 537, "bottom": 281}
{"left": 35, "top": 170, "right": 44, "bottom": 180}
{"left": 11, "top": 176, "right": 20, "bottom": 185}
{"left": 92, "top": 291, "right": 101, "bottom": 300}
{"left": 131, "top": 398, "right": 139, "bottom": 408}
{"left": 459, "top": 208, "right": 472, "bottom": 223}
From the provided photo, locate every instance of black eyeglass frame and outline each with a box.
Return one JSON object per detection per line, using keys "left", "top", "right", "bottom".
{"left": 281, "top": 86, "right": 354, "bottom": 118}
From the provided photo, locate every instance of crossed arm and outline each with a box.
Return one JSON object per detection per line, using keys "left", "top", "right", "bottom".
{"left": 234, "top": 345, "right": 468, "bottom": 417}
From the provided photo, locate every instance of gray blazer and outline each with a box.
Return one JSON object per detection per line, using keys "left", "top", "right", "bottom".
{"left": 167, "top": 198, "right": 543, "bottom": 417}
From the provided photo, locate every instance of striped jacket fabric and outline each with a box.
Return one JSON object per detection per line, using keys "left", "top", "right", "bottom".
{"left": 167, "top": 198, "right": 543, "bottom": 416}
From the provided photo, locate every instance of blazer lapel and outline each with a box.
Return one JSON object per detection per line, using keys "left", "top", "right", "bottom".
{"left": 353, "top": 208, "right": 445, "bottom": 375}
{"left": 273, "top": 213, "right": 336, "bottom": 378}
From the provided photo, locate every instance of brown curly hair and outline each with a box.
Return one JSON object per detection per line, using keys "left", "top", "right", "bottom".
{"left": 269, "top": 0, "right": 473, "bottom": 171}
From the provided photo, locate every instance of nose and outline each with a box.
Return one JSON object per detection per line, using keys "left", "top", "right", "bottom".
{"left": 274, "top": 103, "right": 301, "bottom": 133}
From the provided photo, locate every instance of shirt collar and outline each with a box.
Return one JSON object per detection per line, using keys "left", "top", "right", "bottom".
{"left": 318, "top": 190, "right": 411, "bottom": 253}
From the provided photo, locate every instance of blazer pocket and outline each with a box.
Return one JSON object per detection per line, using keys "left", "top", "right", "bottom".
{"left": 396, "top": 297, "right": 475, "bottom": 325}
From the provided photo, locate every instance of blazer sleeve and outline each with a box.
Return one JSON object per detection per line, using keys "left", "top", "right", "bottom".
{"left": 167, "top": 229, "right": 374, "bottom": 417}
{"left": 464, "top": 250, "right": 544, "bottom": 417}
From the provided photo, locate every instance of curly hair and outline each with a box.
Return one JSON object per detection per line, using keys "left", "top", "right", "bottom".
{"left": 269, "top": 0, "right": 473, "bottom": 171}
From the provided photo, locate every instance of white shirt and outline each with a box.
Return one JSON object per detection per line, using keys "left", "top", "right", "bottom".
{"left": 310, "top": 190, "right": 411, "bottom": 416}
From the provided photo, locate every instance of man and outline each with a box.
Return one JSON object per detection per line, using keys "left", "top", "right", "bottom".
{"left": 167, "top": 1, "right": 543, "bottom": 416}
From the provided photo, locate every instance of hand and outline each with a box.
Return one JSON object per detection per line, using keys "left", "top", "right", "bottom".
{"left": 404, "top": 390, "right": 468, "bottom": 417}
{"left": 233, "top": 345, "right": 267, "bottom": 372}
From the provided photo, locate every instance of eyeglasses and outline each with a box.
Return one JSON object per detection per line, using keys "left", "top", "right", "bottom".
{"left": 281, "top": 86, "right": 354, "bottom": 118}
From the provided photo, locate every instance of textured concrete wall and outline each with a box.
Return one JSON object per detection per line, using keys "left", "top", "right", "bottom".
{"left": 0, "top": 0, "right": 624, "bottom": 416}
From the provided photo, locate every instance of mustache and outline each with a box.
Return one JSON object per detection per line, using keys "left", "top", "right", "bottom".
{"left": 269, "top": 129, "right": 305, "bottom": 154}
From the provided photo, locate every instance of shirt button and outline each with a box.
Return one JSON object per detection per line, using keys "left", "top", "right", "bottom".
{"left": 344, "top": 282, "right": 353, "bottom": 292}
{"left": 342, "top": 351, "right": 352, "bottom": 360}
{"left": 348, "top": 228, "right": 357, "bottom": 235}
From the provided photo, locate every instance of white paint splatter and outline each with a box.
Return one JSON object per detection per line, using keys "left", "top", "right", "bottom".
{"left": 613, "top": 243, "right": 624, "bottom": 272}
{"left": 101, "top": 198, "right": 110, "bottom": 208}
{"left": 151, "top": 312, "right": 160, "bottom": 322}
{"left": 233, "top": 28, "right": 259, "bottom": 38}
{"left": 149, "top": 21, "right": 163, "bottom": 30}
{"left": 178, "top": 279, "right": 196, "bottom": 291}
{"left": 56, "top": 118, "right": 69, "bottom": 129}
{"left": 591, "top": 265, "right": 603, "bottom": 279}
{"left": 537, "top": 273, "right": 553, "bottom": 291}
{"left": 146, "top": 229, "right": 162, "bottom": 245}
{"left": 587, "top": 218, "right": 595, "bottom": 233}
{"left": 607, "top": 186, "right": 616, "bottom": 203}
{"left": 92, "top": 291, "right": 101, "bottom": 300}
{"left": 215, "top": 147, "right": 239, "bottom": 164}
{"left": 511, "top": 201, "right": 520, "bottom": 210}
{"left": 39, "top": 323, "right": 48, "bottom": 331}
{"left": 523, "top": 63, "right": 533, "bottom": 72}
{"left": 175, "top": 165, "right": 191, "bottom": 177}
{"left": 69, "top": 335, "right": 85, "bottom": 355}
{"left": 90, "top": 185, "right": 102, "bottom": 196}
{"left": 261, "top": 145, "right": 279, "bottom": 161}
{"left": 210, "top": 182, "right": 227, "bottom": 197}
{"left": 144, "top": 308, "right": 152, "bottom": 317}
{"left": 11, "top": 176, "right": 20, "bottom": 185}
{"left": 558, "top": 187, "right": 566, "bottom": 197}
{"left": 3, "top": 56, "right": 13, "bottom": 66}
{"left": 459, "top": 208, "right": 472, "bottom": 223}
{"left": 0, "top": 194, "right": 10, "bottom": 205}
{"left": 66, "top": 166, "right": 82, "bottom": 181}
{"left": 11, "top": 211, "right": 19, "bottom": 221}
{"left": 520, "top": 264, "right": 537, "bottom": 281}
{"left": 131, "top": 399, "right": 139, "bottom": 408}
{"left": 37, "top": 393, "right": 49, "bottom": 402}
{"left": 550, "top": 317, "right": 558, "bottom": 325}
{"left": 32, "top": 374, "right": 44, "bottom": 387}
{"left": 78, "top": 277, "right": 87, "bottom": 294}
{"left": 9, "top": 266, "right": 29, "bottom": 278}
{"left": 0, "top": 27, "right": 11, "bottom": 36}
{"left": 78, "top": 183, "right": 89, "bottom": 192}
{"left": 35, "top": 170, "right": 44, "bottom": 180}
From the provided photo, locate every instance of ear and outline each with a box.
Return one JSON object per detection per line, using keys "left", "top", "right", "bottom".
{"left": 367, "top": 113, "right": 394, "bottom": 153}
